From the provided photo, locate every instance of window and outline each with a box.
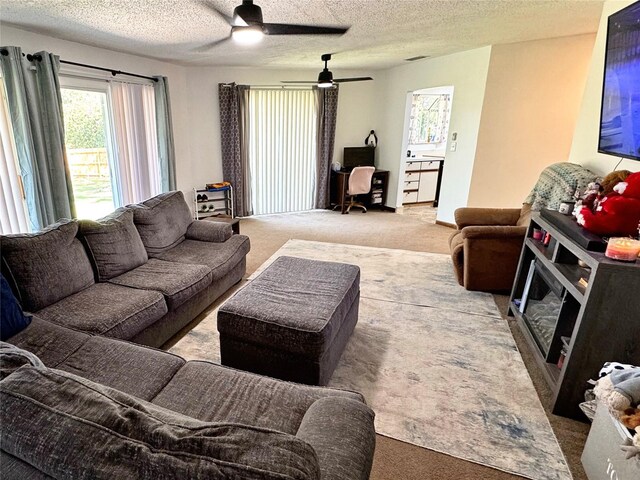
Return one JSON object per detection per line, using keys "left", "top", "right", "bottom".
{"left": 408, "top": 93, "right": 451, "bottom": 145}
{"left": 0, "top": 77, "right": 30, "bottom": 234}
{"left": 61, "top": 86, "right": 116, "bottom": 219}
{"left": 248, "top": 89, "right": 317, "bottom": 215}
{"left": 60, "top": 76, "right": 161, "bottom": 218}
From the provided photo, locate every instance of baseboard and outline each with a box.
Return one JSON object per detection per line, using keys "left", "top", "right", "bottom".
{"left": 435, "top": 220, "right": 456, "bottom": 229}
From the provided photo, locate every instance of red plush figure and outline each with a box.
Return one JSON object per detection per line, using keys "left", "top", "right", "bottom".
{"left": 576, "top": 172, "right": 640, "bottom": 237}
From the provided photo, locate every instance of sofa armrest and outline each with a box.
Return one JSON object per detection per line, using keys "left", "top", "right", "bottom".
{"left": 185, "top": 220, "right": 232, "bottom": 243}
{"left": 461, "top": 225, "right": 527, "bottom": 240}
{"left": 454, "top": 208, "right": 522, "bottom": 229}
{"left": 296, "top": 397, "right": 375, "bottom": 480}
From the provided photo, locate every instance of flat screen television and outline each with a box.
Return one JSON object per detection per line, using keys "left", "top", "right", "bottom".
{"left": 598, "top": 1, "right": 640, "bottom": 161}
{"left": 343, "top": 147, "right": 375, "bottom": 170}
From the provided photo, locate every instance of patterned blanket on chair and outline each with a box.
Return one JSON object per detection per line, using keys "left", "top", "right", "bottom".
{"left": 525, "top": 162, "right": 597, "bottom": 211}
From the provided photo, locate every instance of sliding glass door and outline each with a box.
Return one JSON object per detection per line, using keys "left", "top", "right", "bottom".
{"left": 248, "top": 88, "right": 318, "bottom": 215}
{"left": 61, "top": 85, "right": 116, "bottom": 219}
{"left": 60, "top": 76, "right": 161, "bottom": 219}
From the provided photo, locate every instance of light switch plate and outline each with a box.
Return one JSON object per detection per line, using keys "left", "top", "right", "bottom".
{"left": 450, "top": 141, "right": 457, "bottom": 151}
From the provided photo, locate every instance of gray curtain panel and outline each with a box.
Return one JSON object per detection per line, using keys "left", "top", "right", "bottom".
{"left": 218, "top": 83, "right": 251, "bottom": 217}
{"left": 153, "top": 76, "right": 177, "bottom": 192}
{"left": 314, "top": 85, "right": 339, "bottom": 209}
{"left": 0, "top": 47, "right": 75, "bottom": 230}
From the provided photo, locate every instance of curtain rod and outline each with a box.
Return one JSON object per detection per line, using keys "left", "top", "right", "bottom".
{"left": 0, "top": 49, "right": 158, "bottom": 83}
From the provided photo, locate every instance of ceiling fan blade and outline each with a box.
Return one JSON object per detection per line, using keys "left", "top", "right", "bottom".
{"left": 263, "top": 23, "right": 349, "bottom": 36}
{"left": 192, "top": 36, "right": 232, "bottom": 52}
{"left": 334, "top": 77, "right": 374, "bottom": 83}
{"left": 199, "top": 1, "right": 247, "bottom": 26}
{"left": 281, "top": 80, "right": 318, "bottom": 84}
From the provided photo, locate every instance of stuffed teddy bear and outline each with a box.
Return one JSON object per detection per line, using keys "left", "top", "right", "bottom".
{"left": 576, "top": 171, "right": 640, "bottom": 237}
{"left": 621, "top": 407, "right": 640, "bottom": 430}
{"left": 600, "top": 170, "right": 632, "bottom": 196}
{"left": 573, "top": 181, "right": 600, "bottom": 216}
{"left": 594, "top": 368, "right": 640, "bottom": 413}
{"left": 594, "top": 368, "right": 640, "bottom": 461}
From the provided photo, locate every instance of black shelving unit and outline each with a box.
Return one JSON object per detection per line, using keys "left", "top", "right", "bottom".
{"left": 193, "top": 186, "right": 234, "bottom": 219}
{"left": 508, "top": 212, "right": 640, "bottom": 420}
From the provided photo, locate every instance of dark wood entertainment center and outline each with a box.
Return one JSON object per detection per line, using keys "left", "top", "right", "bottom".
{"left": 508, "top": 211, "right": 640, "bottom": 420}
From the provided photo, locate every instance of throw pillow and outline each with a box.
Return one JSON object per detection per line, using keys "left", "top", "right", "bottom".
{"left": 0, "top": 275, "right": 32, "bottom": 341}
{"left": 130, "top": 191, "right": 193, "bottom": 255}
{"left": 79, "top": 208, "right": 148, "bottom": 281}
{"left": 0, "top": 220, "right": 95, "bottom": 312}
{"left": 0, "top": 365, "right": 321, "bottom": 480}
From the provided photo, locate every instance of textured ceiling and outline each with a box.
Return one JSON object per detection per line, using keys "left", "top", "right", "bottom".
{"left": 1, "top": 0, "right": 604, "bottom": 69}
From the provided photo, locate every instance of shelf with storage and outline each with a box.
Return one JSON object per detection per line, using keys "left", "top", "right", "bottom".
{"left": 402, "top": 158, "right": 443, "bottom": 205}
{"left": 508, "top": 212, "right": 640, "bottom": 420}
{"left": 193, "top": 186, "right": 234, "bottom": 220}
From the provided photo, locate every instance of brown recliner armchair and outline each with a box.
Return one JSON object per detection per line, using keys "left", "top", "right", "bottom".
{"left": 448, "top": 205, "right": 531, "bottom": 292}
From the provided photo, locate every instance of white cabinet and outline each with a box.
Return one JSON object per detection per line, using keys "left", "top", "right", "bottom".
{"left": 402, "top": 158, "right": 442, "bottom": 205}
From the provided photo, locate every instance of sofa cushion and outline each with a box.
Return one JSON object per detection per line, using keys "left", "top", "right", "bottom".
{"left": 79, "top": 208, "right": 148, "bottom": 281}
{"left": 35, "top": 283, "right": 167, "bottom": 340}
{"left": 130, "top": 191, "right": 193, "bottom": 255}
{"left": 109, "top": 259, "right": 212, "bottom": 310}
{"left": 152, "top": 360, "right": 364, "bottom": 435}
{"left": 185, "top": 220, "right": 232, "bottom": 243}
{"left": 0, "top": 366, "right": 321, "bottom": 480}
{"left": 0, "top": 220, "right": 95, "bottom": 312}
{"left": 153, "top": 235, "right": 250, "bottom": 281}
{"left": 57, "top": 336, "right": 185, "bottom": 401}
{"left": 0, "top": 274, "right": 31, "bottom": 341}
{"left": 6, "top": 316, "right": 89, "bottom": 368}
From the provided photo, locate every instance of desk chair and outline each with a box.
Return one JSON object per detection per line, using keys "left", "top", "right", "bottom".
{"left": 346, "top": 166, "right": 376, "bottom": 213}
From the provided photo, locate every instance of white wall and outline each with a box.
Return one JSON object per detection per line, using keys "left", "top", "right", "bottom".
{"left": 182, "top": 66, "right": 382, "bottom": 192}
{"left": 0, "top": 25, "right": 195, "bottom": 190}
{"left": 568, "top": 0, "right": 639, "bottom": 175}
{"left": 467, "top": 34, "right": 596, "bottom": 209}
{"left": 376, "top": 47, "right": 492, "bottom": 224}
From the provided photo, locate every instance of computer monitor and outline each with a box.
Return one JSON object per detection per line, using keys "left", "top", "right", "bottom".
{"left": 343, "top": 147, "right": 375, "bottom": 170}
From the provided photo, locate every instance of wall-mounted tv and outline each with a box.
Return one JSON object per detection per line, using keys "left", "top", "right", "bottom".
{"left": 598, "top": 1, "right": 640, "bottom": 161}
{"left": 343, "top": 147, "right": 375, "bottom": 170}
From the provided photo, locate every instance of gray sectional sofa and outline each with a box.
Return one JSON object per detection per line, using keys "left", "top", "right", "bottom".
{"left": 2, "top": 317, "right": 376, "bottom": 479}
{"left": 0, "top": 190, "right": 377, "bottom": 479}
{"left": 0, "top": 191, "right": 250, "bottom": 347}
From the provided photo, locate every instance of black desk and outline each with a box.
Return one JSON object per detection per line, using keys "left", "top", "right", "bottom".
{"left": 330, "top": 169, "right": 389, "bottom": 214}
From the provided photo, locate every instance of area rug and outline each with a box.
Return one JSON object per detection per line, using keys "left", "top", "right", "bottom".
{"left": 170, "top": 239, "right": 571, "bottom": 480}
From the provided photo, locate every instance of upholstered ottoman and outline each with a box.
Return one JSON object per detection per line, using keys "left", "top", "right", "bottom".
{"left": 217, "top": 256, "right": 360, "bottom": 385}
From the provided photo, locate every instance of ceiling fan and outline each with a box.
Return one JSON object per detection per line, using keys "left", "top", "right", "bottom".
{"left": 282, "top": 54, "right": 373, "bottom": 88}
{"left": 197, "top": 0, "right": 349, "bottom": 50}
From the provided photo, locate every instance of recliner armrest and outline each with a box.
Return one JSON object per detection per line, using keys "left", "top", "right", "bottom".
{"left": 185, "top": 220, "right": 232, "bottom": 243}
{"left": 461, "top": 225, "right": 527, "bottom": 240}
{"left": 454, "top": 208, "right": 522, "bottom": 229}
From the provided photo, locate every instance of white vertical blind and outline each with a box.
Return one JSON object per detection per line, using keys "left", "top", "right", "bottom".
{"left": 109, "top": 82, "right": 161, "bottom": 205}
{"left": 248, "top": 89, "right": 317, "bottom": 215}
{"left": 0, "top": 78, "right": 30, "bottom": 234}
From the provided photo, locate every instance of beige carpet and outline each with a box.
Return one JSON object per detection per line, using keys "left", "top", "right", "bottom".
{"left": 165, "top": 206, "right": 590, "bottom": 480}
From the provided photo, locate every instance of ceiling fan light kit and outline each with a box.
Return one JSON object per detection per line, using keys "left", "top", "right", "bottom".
{"left": 199, "top": 0, "right": 349, "bottom": 51}
{"left": 283, "top": 53, "right": 373, "bottom": 88}
{"left": 317, "top": 68, "right": 334, "bottom": 88}
{"left": 231, "top": 25, "right": 264, "bottom": 45}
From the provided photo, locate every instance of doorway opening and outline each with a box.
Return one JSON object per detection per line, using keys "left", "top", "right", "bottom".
{"left": 396, "top": 86, "right": 453, "bottom": 221}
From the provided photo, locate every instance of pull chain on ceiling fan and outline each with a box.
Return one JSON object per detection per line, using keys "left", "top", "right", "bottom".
{"left": 196, "top": 0, "right": 349, "bottom": 50}
{"left": 282, "top": 54, "right": 373, "bottom": 88}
